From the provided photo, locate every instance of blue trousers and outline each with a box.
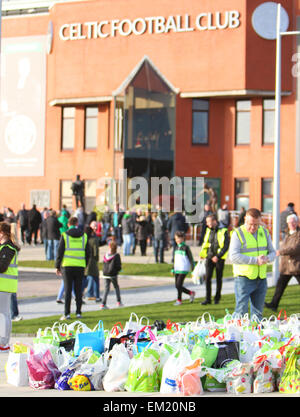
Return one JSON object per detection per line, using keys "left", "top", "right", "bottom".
{"left": 234, "top": 276, "right": 267, "bottom": 321}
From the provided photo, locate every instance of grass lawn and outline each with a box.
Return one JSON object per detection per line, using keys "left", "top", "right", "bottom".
{"left": 12, "top": 283, "right": 300, "bottom": 335}
{"left": 18, "top": 260, "right": 273, "bottom": 278}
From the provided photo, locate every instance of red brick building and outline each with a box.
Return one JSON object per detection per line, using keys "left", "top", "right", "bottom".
{"left": 0, "top": 0, "right": 299, "bottom": 216}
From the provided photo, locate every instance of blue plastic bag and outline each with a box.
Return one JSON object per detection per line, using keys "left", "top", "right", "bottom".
{"left": 74, "top": 320, "right": 105, "bottom": 356}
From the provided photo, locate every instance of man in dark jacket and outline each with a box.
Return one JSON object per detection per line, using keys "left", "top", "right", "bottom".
{"left": 56, "top": 217, "right": 90, "bottom": 320}
{"left": 16, "top": 203, "right": 29, "bottom": 245}
{"left": 167, "top": 211, "right": 189, "bottom": 262}
{"left": 280, "top": 203, "right": 297, "bottom": 239}
{"left": 28, "top": 204, "right": 42, "bottom": 245}
{"left": 153, "top": 210, "right": 167, "bottom": 263}
{"left": 45, "top": 210, "right": 61, "bottom": 260}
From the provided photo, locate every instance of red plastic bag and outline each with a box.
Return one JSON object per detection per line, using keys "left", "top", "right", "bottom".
{"left": 26, "top": 349, "right": 61, "bottom": 389}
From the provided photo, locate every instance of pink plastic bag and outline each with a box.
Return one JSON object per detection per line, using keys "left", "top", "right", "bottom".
{"left": 26, "top": 349, "right": 61, "bottom": 389}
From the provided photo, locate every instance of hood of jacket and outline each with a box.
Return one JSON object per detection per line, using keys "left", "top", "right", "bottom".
{"left": 66, "top": 227, "right": 84, "bottom": 238}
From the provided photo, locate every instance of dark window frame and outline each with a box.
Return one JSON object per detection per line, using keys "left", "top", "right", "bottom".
{"left": 191, "top": 99, "right": 210, "bottom": 146}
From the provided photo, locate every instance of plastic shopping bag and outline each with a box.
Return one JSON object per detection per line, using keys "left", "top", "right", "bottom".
{"left": 278, "top": 346, "right": 300, "bottom": 394}
{"left": 27, "top": 349, "right": 61, "bottom": 390}
{"left": 125, "top": 348, "right": 160, "bottom": 393}
{"left": 191, "top": 338, "right": 219, "bottom": 367}
{"left": 192, "top": 260, "right": 206, "bottom": 285}
{"left": 123, "top": 313, "right": 150, "bottom": 334}
{"left": 5, "top": 346, "right": 29, "bottom": 387}
{"left": 103, "top": 343, "right": 131, "bottom": 392}
{"left": 68, "top": 353, "right": 108, "bottom": 391}
{"left": 74, "top": 320, "right": 105, "bottom": 356}
{"left": 176, "top": 359, "right": 205, "bottom": 396}
{"left": 160, "top": 347, "right": 192, "bottom": 394}
{"left": 225, "top": 362, "right": 253, "bottom": 395}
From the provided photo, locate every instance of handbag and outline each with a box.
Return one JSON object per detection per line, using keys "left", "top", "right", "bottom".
{"left": 74, "top": 320, "right": 105, "bottom": 356}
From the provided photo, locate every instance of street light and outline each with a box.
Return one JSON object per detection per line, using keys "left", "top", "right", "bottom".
{"left": 272, "top": 3, "right": 300, "bottom": 285}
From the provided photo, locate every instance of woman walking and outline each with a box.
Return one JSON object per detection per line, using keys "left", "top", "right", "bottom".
{"left": 265, "top": 214, "right": 300, "bottom": 312}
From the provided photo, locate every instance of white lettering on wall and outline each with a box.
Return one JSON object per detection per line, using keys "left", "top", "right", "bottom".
{"left": 59, "top": 11, "right": 241, "bottom": 41}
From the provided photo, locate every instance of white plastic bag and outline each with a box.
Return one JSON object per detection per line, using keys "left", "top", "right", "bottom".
{"left": 160, "top": 347, "right": 192, "bottom": 394}
{"left": 192, "top": 260, "right": 206, "bottom": 285}
{"left": 103, "top": 343, "right": 131, "bottom": 392}
{"left": 5, "top": 351, "right": 29, "bottom": 386}
{"left": 123, "top": 313, "right": 149, "bottom": 334}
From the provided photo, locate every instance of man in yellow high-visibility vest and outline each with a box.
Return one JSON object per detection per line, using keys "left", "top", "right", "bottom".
{"left": 229, "top": 208, "right": 276, "bottom": 320}
{"left": 56, "top": 217, "right": 90, "bottom": 320}
{"left": 199, "top": 214, "right": 230, "bottom": 305}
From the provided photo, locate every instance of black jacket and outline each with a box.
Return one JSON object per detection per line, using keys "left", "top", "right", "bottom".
{"left": 0, "top": 240, "right": 20, "bottom": 273}
{"left": 45, "top": 215, "right": 61, "bottom": 240}
{"left": 102, "top": 253, "right": 121, "bottom": 277}
{"left": 55, "top": 227, "right": 90, "bottom": 269}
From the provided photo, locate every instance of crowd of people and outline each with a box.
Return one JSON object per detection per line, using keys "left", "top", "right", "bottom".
{"left": 0, "top": 200, "right": 299, "bottom": 350}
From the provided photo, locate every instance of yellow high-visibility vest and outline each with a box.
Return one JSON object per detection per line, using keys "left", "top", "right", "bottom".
{"left": 199, "top": 227, "right": 229, "bottom": 260}
{"left": 61, "top": 233, "right": 87, "bottom": 268}
{"left": 0, "top": 244, "right": 18, "bottom": 293}
{"left": 233, "top": 225, "right": 269, "bottom": 279}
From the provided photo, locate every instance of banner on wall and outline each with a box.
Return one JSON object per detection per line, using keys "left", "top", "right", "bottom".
{"left": 0, "top": 36, "right": 47, "bottom": 176}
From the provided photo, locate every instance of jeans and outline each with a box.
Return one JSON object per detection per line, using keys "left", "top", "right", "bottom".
{"left": 47, "top": 239, "right": 59, "bottom": 260}
{"left": 101, "top": 222, "right": 110, "bottom": 243}
{"left": 86, "top": 275, "right": 100, "bottom": 298}
{"left": 123, "top": 233, "right": 133, "bottom": 255}
{"left": 57, "top": 279, "right": 76, "bottom": 301}
{"left": 153, "top": 238, "right": 164, "bottom": 263}
{"left": 102, "top": 276, "right": 121, "bottom": 305}
{"left": 10, "top": 293, "right": 19, "bottom": 319}
{"left": 0, "top": 292, "right": 12, "bottom": 346}
{"left": 234, "top": 276, "right": 268, "bottom": 321}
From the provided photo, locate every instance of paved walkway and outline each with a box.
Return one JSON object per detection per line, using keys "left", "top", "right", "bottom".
{"left": 0, "top": 244, "right": 297, "bottom": 398}
{"left": 15, "top": 243, "right": 294, "bottom": 321}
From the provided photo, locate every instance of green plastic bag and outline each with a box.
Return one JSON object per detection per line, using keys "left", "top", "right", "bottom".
{"left": 279, "top": 346, "right": 300, "bottom": 394}
{"left": 125, "top": 348, "right": 160, "bottom": 392}
{"left": 191, "top": 338, "right": 219, "bottom": 367}
{"left": 204, "top": 373, "right": 226, "bottom": 392}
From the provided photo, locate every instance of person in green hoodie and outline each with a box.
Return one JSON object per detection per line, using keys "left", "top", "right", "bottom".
{"left": 58, "top": 210, "right": 69, "bottom": 234}
{"left": 172, "top": 231, "right": 195, "bottom": 306}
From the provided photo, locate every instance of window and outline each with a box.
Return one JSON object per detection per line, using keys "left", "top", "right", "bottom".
{"left": 236, "top": 100, "right": 251, "bottom": 144}
{"left": 263, "top": 99, "right": 275, "bottom": 144}
{"left": 61, "top": 107, "right": 75, "bottom": 150}
{"left": 262, "top": 178, "right": 273, "bottom": 213}
{"left": 60, "top": 180, "right": 73, "bottom": 211}
{"left": 84, "top": 107, "right": 98, "bottom": 149}
{"left": 85, "top": 180, "right": 97, "bottom": 212}
{"left": 192, "top": 99, "right": 209, "bottom": 144}
{"left": 114, "top": 101, "right": 124, "bottom": 151}
{"left": 235, "top": 178, "right": 249, "bottom": 210}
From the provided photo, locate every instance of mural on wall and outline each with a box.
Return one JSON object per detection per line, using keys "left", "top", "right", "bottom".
{"left": 0, "top": 36, "right": 47, "bottom": 176}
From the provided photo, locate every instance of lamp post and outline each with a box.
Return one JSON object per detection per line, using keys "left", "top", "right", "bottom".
{"left": 272, "top": 3, "right": 300, "bottom": 285}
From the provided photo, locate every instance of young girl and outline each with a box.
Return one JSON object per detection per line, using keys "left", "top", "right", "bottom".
{"left": 0, "top": 222, "right": 20, "bottom": 351}
{"left": 172, "top": 231, "right": 195, "bottom": 306}
{"left": 100, "top": 241, "right": 123, "bottom": 309}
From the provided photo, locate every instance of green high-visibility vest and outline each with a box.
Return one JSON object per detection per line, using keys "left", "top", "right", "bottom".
{"left": 61, "top": 233, "right": 87, "bottom": 268}
{"left": 199, "top": 227, "right": 229, "bottom": 260}
{"left": 0, "top": 244, "right": 18, "bottom": 293}
{"left": 233, "top": 225, "right": 269, "bottom": 279}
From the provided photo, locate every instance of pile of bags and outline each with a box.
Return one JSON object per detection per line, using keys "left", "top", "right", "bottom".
{"left": 5, "top": 310, "right": 300, "bottom": 395}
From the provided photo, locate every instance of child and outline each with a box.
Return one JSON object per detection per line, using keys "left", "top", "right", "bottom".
{"left": 100, "top": 241, "right": 123, "bottom": 309}
{"left": 172, "top": 231, "right": 195, "bottom": 306}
